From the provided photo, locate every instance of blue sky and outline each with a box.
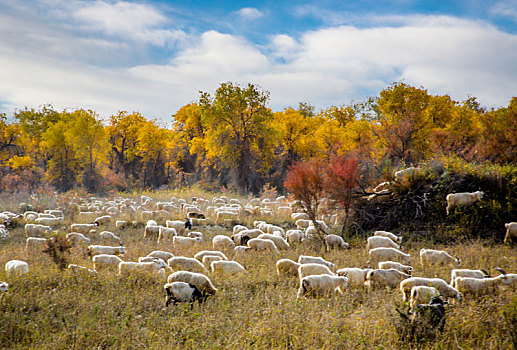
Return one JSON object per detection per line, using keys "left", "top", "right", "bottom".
{"left": 1, "top": 0, "right": 516, "bottom": 121}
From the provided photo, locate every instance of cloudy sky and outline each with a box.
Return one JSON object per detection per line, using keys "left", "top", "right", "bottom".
{"left": 1, "top": 0, "right": 517, "bottom": 120}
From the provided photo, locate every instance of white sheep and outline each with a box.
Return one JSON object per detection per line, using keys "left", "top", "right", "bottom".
{"left": 0, "top": 281, "right": 9, "bottom": 292}
{"left": 147, "top": 250, "right": 174, "bottom": 262}
{"left": 504, "top": 222, "right": 517, "bottom": 245}
{"left": 366, "top": 236, "right": 400, "bottom": 251}
{"left": 24, "top": 224, "right": 51, "bottom": 237}
{"left": 295, "top": 219, "right": 311, "bottom": 230}
{"left": 99, "top": 231, "right": 121, "bottom": 243}
{"left": 164, "top": 281, "right": 204, "bottom": 306}
{"left": 446, "top": 191, "right": 484, "bottom": 215}
{"left": 92, "top": 254, "right": 123, "bottom": 271}
{"left": 212, "top": 235, "right": 236, "bottom": 250}
{"left": 453, "top": 276, "right": 501, "bottom": 295}
{"left": 157, "top": 227, "right": 177, "bottom": 244}
{"left": 297, "top": 274, "right": 348, "bottom": 298}
{"left": 70, "top": 223, "right": 97, "bottom": 234}
{"left": 144, "top": 223, "right": 162, "bottom": 239}
{"left": 67, "top": 264, "right": 97, "bottom": 274}
{"left": 115, "top": 220, "right": 130, "bottom": 229}
{"left": 5, "top": 260, "right": 29, "bottom": 276}
{"left": 276, "top": 259, "right": 301, "bottom": 277}
{"left": 216, "top": 210, "right": 238, "bottom": 223}
{"left": 239, "top": 228, "right": 264, "bottom": 239}
{"left": 286, "top": 230, "right": 304, "bottom": 244}
{"left": 450, "top": 269, "right": 489, "bottom": 286}
{"left": 234, "top": 246, "right": 252, "bottom": 255}
{"left": 410, "top": 286, "right": 440, "bottom": 310}
{"left": 211, "top": 260, "right": 246, "bottom": 275}
{"left": 167, "top": 271, "right": 217, "bottom": 296}
{"left": 364, "top": 268, "right": 411, "bottom": 289}
{"left": 173, "top": 236, "right": 202, "bottom": 248}
{"left": 336, "top": 267, "right": 371, "bottom": 288}
{"left": 232, "top": 225, "right": 248, "bottom": 235}
{"left": 257, "top": 233, "right": 290, "bottom": 250}
{"left": 66, "top": 232, "right": 91, "bottom": 245}
{"left": 87, "top": 245, "right": 125, "bottom": 257}
{"left": 420, "top": 249, "right": 460, "bottom": 267}
{"left": 166, "top": 220, "right": 187, "bottom": 235}
{"left": 378, "top": 261, "right": 413, "bottom": 275}
{"left": 247, "top": 238, "right": 279, "bottom": 254}
{"left": 291, "top": 212, "right": 310, "bottom": 221}
{"left": 374, "top": 230, "right": 402, "bottom": 244}
{"left": 400, "top": 277, "right": 462, "bottom": 302}
{"left": 94, "top": 215, "right": 112, "bottom": 226}
{"left": 368, "top": 247, "right": 411, "bottom": 266}
{"left": 325, "top": 234, "right": 349, "bottom": 250}
{"left": 298, "top": 263, "right": 335, "bottom": 280}
{"left": 168, "top": 257, "right": 209, "bottom": 274}
{"left": 202, "top": 255, "right": 223, "bottom": 268}
{"left": 231, "top": 233, "right": 251, "bottom": 246}
{"left": 194, "top": 250, "right": 228, "bottom": 262}
{"left": 35, "top": 217, "right": 62, "bottom": 226}
{"left": 298, "top": 255, "right": 335, "bottom": 271}
{"left": 118, "top": 260, "right": 167, "bottom": 280}
{"left": 26, "top": 237, "right": 47, "bottom": 251}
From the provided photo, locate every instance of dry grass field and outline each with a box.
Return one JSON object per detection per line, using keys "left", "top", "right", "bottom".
{"left": 0, "top": 191, "right": 516, "bottom": 349}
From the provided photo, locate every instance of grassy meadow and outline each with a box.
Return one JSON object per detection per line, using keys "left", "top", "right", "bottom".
{"left": 0, "top": 190, "right": 516, "bottom": 349}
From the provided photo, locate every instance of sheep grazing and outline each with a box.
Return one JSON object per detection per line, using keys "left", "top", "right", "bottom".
{"left": 286, "top": 230, "right": 304, "bottom": 244}
{"left": 147, "top": 250, "right": 174, "bottom": 262}
{"left": 400, "top": 277, "right": 462, "bottom": 302}
{"left": 364, "top": 269, "right": 411, "bottom": 290}
{"left": 378, "top": 261, "right": 413, "bottom": 275}
{"left": 167, "top": 271, "right": 218, "bottom": 296}
{"left": 336, "top": 267, "right": 371, "bottom": 288}
{"left": 70, "top": 223, "right": 97, "bottom": 234}
{"left": 164, "top": 282, "right": 204, "bottom": 307}
{"left": 453, "top": 276, "right": 505, "bottom": 295}
{"left": 366, "top": 236, "right": 400, "bottom": 251}
{"left": 420, "top": 249, "right": 460, "bottom": 267}
{"left": 234, "top": 246, "right": 252, "bottom": 255}
{"left": 276, "top": 259, "right": 301, "bottom": 277}
{"left": 504, "top": 222, "right": 517, "bottom": 245}
{"left": 118, "top": 260, "right": 167, "bottom": 281}
{"left": 297, "top": 274, "right": 348, "bottom": 298}
{"left": 247, "top": 238, "right": 279, "bottom": 254}
{"left": 87, "top": 245, "right": 125, "bottom": 257}
{"left": 173, "top": 236, "right": 202, "bottom": 248}
{"left": 210, "top": 260, "right": 246, "bottom": 275}
{"left": 291, "top": 212, "right": 310, "bottom": 221}
{"left": 67, "top": 264, "right": 97, "bottom": 274}
{"left": 0, "top": 281, "right": 9, "bottom": 292}
{"left": 94, "top": 215, "right": 112, "bottom": 226}
{"left": 493, "top": 268, "right": 517, "bottom": 289}
{"left": 99, "top": 231, "right": 121, "bottom": 244}
{"left": 446, "top": 191, "right": 484, "bottom": 215}
{"left": 298, "top": 263, "right": 335, "bottom": 280}
{"left": 298, "top": 255, "right": 335, "bottom": 271}
{"left": 158, "top": 227, "right": 177, "bottom": 244}
{"left": 231, "top": 233, "right": 251, "bottom": 246}
{"left": 374, "top": 230, "right": 402, "bottom": 244}
{"left": 194, "top": 250, "right": 228, "bottom": 262}
{"left": 166, "top": 220, "right": 187, "bottom": 235}
{"left": 238, "top": 229, "right": 264, "bottom": 239}
{"left": 5, "top": 260, "right": 29, "bottom": 276}
{"left": 368, "top": 247, "right": 411, "bottom": 266}
{"left": 34, "top": 217, "right": 62, "bottom": 226}
{"left": 450, "top": 269, "right": 489, "bottom": 285}
{"left": 410, "top": 286, "right": 440, "bottom": 310}
{"left": 202, "top": 255, "right": 223, "bottom": 268}
{"left": 144, "top": 222, "right": 161, "bottom": 239}
{"left": 188, "top": 231, "right": 203, "bottom": 240}
{"left": 92, "top": 254, "right": 123, "bottom": 271}
{"left": 232, "top": 225, "right": 248, "bottom": 235}
{"left": 257, "top": 233, "right": 290, "bottom": 250}
{"left": 66, "top": 232, "right": 91, "bottom": 245}
{"left": 115, "top": 220, "right": 130, "bottom": 229}
{"left": 325, "top": 234, "right": 349, "bottom": 250}
{"left": 168, "top": 257, "right": 209, "bottom": 274}
{"left": 295, "top": 219, "right": 312, "bottom": 230}
{"left": 212, "top": 235, "right": 236, "bottom": 250}
{"left": 26, "top": 237, "right": 48, "bottom": 251}
{"left": 24, "top": 223, "right": 51, "bottom": 237}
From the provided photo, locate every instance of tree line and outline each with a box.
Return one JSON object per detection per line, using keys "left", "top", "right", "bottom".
{"left": 0, "top": 82, "right": 515, "bottom": 194}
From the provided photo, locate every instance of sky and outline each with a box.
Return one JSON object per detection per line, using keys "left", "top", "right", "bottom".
{"left": 1, "top": 0, "right": 517, "bottom": 121}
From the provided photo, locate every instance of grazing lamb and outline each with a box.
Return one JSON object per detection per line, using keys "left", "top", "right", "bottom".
{"left": 298, "top": 263, "right": 335, "bottom": 280}
{"left": 144, "top": 222, "right": 162, "bottom": 239}
{"left": 297, "top": 274, "right": 348, "bottom": 298}
{"left": 364, "top": 269, "right": 411, "bottom": 289}
{"left": 374, "top": 230, "right": 402, "bottom": 244}
{"left": 202, "top": 255, "right": 223, "bottom": 268}
{"left": 115, "top": 220, "right": 130, "bottom": 229}
{"left": 92, "top": 254, "right": 123, "bottom": 271}
{"left": 167, "top": 271, "right": 217, "bottom": 296}
{"left": 194, "top": 250, "right": 228, "bottom": 262}
{"left": 34, "top": 217, "right": 62, "bottom": 226}
{"left": 298, "top": 255, "right": 335, "bottom": 271}
{"left": 493, "top": 268, "right": 517, "bottom": 289}
{"left": 166, "top": 220, "right": 187, "bottom": 235}
{"left": 212, "top": 235, "right": 236, "bottom": 250}
{"left": 234, "top": 246, "right": 252, "bottom": 255}
{"left": 420, "top": 249, "right": 460, "bottom": 267}
{"left": 70, "top": 223, "right": 97, "bottom": 234}
{"left": 231, "top": 233, "right": 251, "bottom": 246}
{"left": 336, "top": 267, "right": 371, "bottom": 288}
{"left": 94, "top": 215, "right": 112, "bottom": 226}
{"left": 158, "top": 227, "right": 177, "bottom": 244}
{"left": 368, "top": 247, "right": 411, "bottom": 266}
{"left": 5, "top": 260, "right": 29, "bottom": 276}
{"left": 173, "top": 236, "right": 202, "bottom": 248}
{"left": 504, "top": 222, "right": 517, "bottom": 245}
{"left": 247, "top": 238, "right": 279, "bottom": 254}
{"left": 188, "top": 231, "right": 203, "bottom": 240}
{"left": 325, "top": 234, "right": 349, "bottom": 250}
{"left": 410, "top": 286, "right": 440, "bottom": 310}
{"left": 257, "top": 233, "right": 290, "bottom": 250}
{"left": 291, "top": 212, "right": 310, "bottom": 221}
{"left": 99, "top": 231, "right": 121, "bottom": 244}
{"left": 164, "top": 282, "right": 204, "bottom": 307}
{"left": 118, "top": 260, "right": 167, "bottom": 280}
{"left": 453, "top": 276, "right": 505, "bottom": 295}
{"left": 210, "top": 260, "right": 246, "bottom": 275}
{"left": 168, "top": 257, "right": 209, "bottom": 274}
{"left": 276, "top": 259, "right": 301, "bottom": 277}
{"left": 26, "top": 237, "right": 47, "bottom": 251}
{"left": 239, "top": 229, "right": 264, "bottom": 239}
{"left": 24, "top": 224, "right": 51, "bottom": 237}
{"left": 286, "top": 230, "right": 304, "bottom": 244}
{"left": 378, "top": 261, "right": 413, "bottom": 275}
{"left": 366, "top": 236, "right": 400, "bottom": 251}
{"left": 87, "top": 245, "right": 125, "bottom": 257}
{"left": 66, "top": 232, "right": 91, "bottom": 245}
{"left": 446, "top": 191, "right": 484, "bottom": 215}
{"left": 147, "top": 250, "right": 174, "bottom": 262}
{"left": 295, "top": 219, "right": 312, "bottom": 230}
{"left": 232, "top": 225, "right": 248, "bottom": 235}
{"left": 400, "top": 277, "right": 462, "bottom": 302}
{"left": 450, "top": 269, "right": 489, "bottom": 286}
{"left": 67, "top": 264, "right": 97, "bottom": 274}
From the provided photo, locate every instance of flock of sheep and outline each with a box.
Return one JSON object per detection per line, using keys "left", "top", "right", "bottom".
{"left": 1, "top": 183, "right": 516, "bottom": 335}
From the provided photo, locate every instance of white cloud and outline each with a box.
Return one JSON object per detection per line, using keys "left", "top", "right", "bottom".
{"left": 236, "top": 7, "right": 264, "bottom": 20}
{"left": 491, "top": 0, "right": 517, "bottom": 21}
